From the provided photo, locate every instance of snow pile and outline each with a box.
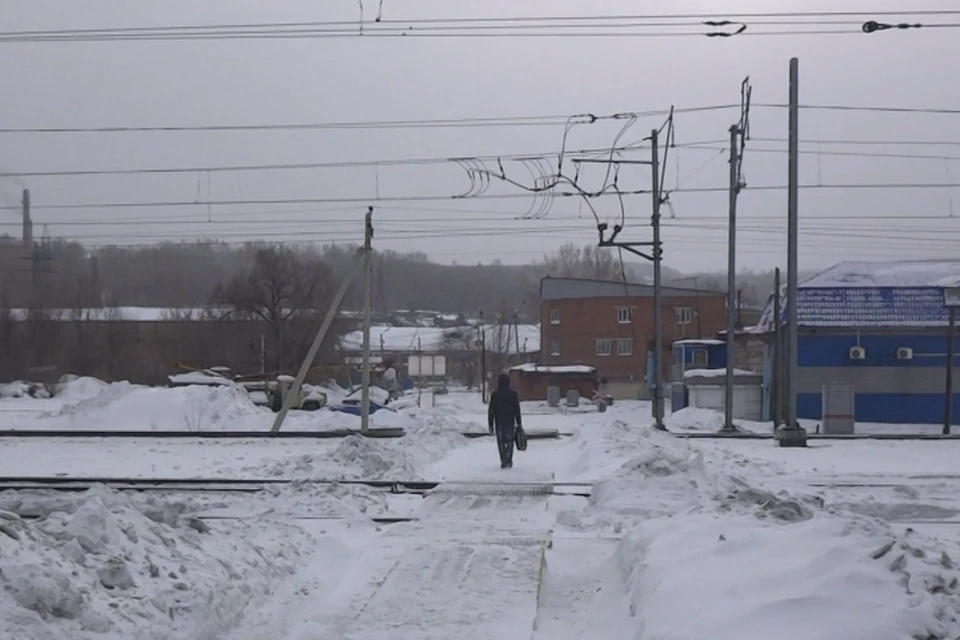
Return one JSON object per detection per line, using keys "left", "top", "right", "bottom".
{"left": 665, "top": 406, "right": 727, "bottom": 432}
{"left": 0, "top": 381, "right": 50, "bottom": 400}
{"left": 573, "top": 426, "right": 960, "bottom": 640}
{"left": 53, "top": 376, "right": 110, "bottom": 401}
{"left": 252, "top": 405, "right": 471, "bottom": 480}
{"left": 609, "top": 513, "right": 953, "bottom": 640}
{"left": 0, "top": 487, "right": 311, "bottom": 640}
{"left": 327, "top": 413, "right": 466, "bottom": 479}
{"left": 41, "top": 383, "right": 268, "bottom": 431}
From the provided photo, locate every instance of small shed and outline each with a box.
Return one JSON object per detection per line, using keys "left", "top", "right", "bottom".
{"left": 509, "top": 363, "right": 597, "bottom": 402}
{"left": 671, "top": 339, "right": 726, "bottom": 382}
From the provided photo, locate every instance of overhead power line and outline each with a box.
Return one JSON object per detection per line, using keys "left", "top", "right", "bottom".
{"left": 1, "top": 10, "right": 958, "bottom": 43}
{"left": 6, "top": 180, "right": 960, "bottom": 212}
{"left": 4, "top": 102, "right": 959, "bottom": 137}
{"left": 35, "top": 226, "right": 960, "bottom": 262}
{"left": 0, "top": 105, "right": 731, "bottom": 134}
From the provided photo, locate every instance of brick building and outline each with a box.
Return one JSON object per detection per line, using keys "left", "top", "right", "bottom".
{"left": 538, "top": 277, "right": 727, "bottom": 399}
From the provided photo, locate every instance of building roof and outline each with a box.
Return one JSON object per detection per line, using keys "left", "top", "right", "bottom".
{"left": 755, "top": 260, "right": 960, "bottom": 331}
{"left": 800, "top": 260, "right": 960, "bottom": 288}
{"left": 338, "top": 323, "right": 540, "bottom": 355}
{"left": 540, "top": 276, "right": 724, "bottom": 301}
{"left": 510, "top": 363, "right": 596, "bottom": 374}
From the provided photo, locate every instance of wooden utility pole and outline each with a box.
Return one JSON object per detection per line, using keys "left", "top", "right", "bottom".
{"left": 360, "top": 206, "right": 374, "bottom": 433}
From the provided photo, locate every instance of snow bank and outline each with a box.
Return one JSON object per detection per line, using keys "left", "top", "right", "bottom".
{"left": 41, "top": 383, "right": 268, "bottom": 431}
{"left": 0, "top": 381, "right": 50, "bottom": 400}
{"left": 0, "top": 487, "right": 311, "bottom": 640}
{"left": 573, "top": 426, "right": 960, "bottom": 640}
{"left": 53, "top": 376, "right": 110, "bottom": 401}
{"left": 665, "top": 406, "right": 726, "bottom": 432}
{"left": 610, "top": 513, "right": 956, "bottom": 640}
{"left": 252, "top": 405, "right": 471, "bottom": 480}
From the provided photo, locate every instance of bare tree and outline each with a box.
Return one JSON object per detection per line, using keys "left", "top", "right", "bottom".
{"left": 541, "top": 243, "right": 624, "bottom": 281}
{"left": 213, "top": 246, "right": 335, "bottom": 371}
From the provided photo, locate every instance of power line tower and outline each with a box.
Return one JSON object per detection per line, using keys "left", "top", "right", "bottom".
{"left": 596, "top": 123, "right": 674, "bottom": 431}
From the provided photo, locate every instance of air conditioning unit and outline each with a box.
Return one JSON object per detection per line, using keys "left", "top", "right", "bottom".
{"left": 848, "top": 346, "right": 866, "bottom": 360}
{"left": 896, "top": 347, "right": 914, "bottom": 360}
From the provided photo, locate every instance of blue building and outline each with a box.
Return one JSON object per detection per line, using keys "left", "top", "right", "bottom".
{"left": 756, "top": 260, "right": 960, "bottom": 425}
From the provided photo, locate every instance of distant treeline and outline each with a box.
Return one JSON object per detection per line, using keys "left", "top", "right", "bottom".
{"left": 0, "top": 235, "right": 795, "bottom": 318}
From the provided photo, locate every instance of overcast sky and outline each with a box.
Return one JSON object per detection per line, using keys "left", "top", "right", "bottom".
{"left": 2, "top": 0, "right": 959, "bottom": 274}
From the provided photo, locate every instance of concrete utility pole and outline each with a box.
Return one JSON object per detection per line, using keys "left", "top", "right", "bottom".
{"left": 777, "top": 57, "right": 808, "bottom": 447}
{"left": 772, "top": 267, "right": 782, "bottom": 427}
{"left": 650, "top": 128, "right": 665, "bottom": 430}
{"left": 271, "top": 254, "right": 363, "bottom": 433}
{"left": 480, "top": 310, "right": 487, "bottom": 402}
{"left": 722, "top": 124, "right": 740, "bottom": 433}
{"left": 595, "top": 126, "right": 669, "bottom": 430}
{"left": 360, "top": 206, "right": 374, "bottom": 434}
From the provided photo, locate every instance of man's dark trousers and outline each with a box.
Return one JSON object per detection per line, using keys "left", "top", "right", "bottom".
{"left": 496, "top": 423, "right": 515, "bottom": 467}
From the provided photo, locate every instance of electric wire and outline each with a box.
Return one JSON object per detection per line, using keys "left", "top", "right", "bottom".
{"left": 7, "top": 179, "right": 960, "bottom": 213}
{"left": 2, "top": 10, "right": 958, "bottom": 43}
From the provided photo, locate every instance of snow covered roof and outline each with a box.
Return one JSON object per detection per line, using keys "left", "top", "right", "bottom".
{"left": 672, "top": 339, "right": 725, "bottom": 346}
{"left": 510, "top": 363, "right": 596, "bottom": 374}
{"left": 801, "top": 260, "right": 960, "bottom": 288}
{"left": 338, "top": 324, "right": 540, "bottom": 354}
{"left": 683, "top": 367, "right": 754, "bottom": 379}
{"left": 755, "top": 260, "right": 960, "bottom": 331}
{"left": 540, "top": 277, "right": 724, "bottom": 301}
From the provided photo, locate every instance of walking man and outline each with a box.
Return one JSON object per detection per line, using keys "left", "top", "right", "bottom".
{"left": 488, "top": 373, "right": 523, "bottom": 469}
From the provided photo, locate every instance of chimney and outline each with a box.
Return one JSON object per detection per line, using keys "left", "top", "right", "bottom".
{"left": 21, "top": 189, "right": 32, "bottom": 249}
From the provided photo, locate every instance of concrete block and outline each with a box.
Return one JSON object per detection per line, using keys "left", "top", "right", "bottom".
{"left": 775, "top": 425, "right": 808, "bottom": 448}
{"left": 546, "top": 386, "right": 561, "bottom": 407}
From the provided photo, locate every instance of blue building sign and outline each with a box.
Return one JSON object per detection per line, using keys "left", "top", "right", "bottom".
{"left": 796, "top": 287, "right": 949, "bottom": 328}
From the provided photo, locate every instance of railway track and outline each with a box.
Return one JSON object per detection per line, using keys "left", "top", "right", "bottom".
{"left": 0, "top": 428, "right": 569, "bottom": 440}
{"left": 0, "top": 476, "right": 594, "bottom": 497}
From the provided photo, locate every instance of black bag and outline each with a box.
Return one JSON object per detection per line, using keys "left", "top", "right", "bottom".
{"left": 515, "top": 426, "right": 528, "bottom": 452}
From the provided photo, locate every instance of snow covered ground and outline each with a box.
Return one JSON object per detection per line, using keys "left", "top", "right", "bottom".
{"left": 0, "top": 376, "right": 416, "bottom": 433}
{"left": 668, "top": 404, "right": 953, "bottom": 435}
{"left": 1, "top": 385, "right": 960, "bottom": 639}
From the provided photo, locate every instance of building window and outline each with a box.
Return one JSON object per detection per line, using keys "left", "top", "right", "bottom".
{"left": 676, "top": 307, "right": 693, "bottom": 325}
{"left": 617, "top": 339, "right": 633, "bottom": 356}
{"left": 616, "top": 307, "right": 632, "bottom": 324}
{"left": 596, "top": 339, "right": 612, "bottom": 356}
{"left": 550, "top": 309, "right": 560, "bottom": 325}
{"left": 691, "top": 348, "right": 708, "bottom": 367}
{"left": 549, "top": 339, "right": 561, "bottom": 356}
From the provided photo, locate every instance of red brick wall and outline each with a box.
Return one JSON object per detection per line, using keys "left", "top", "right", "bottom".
{"left": 539, "top": 294, "right": 727, "bottom": 381}
{"left": 509, "top": 370, "right": 597, "bottom": 402}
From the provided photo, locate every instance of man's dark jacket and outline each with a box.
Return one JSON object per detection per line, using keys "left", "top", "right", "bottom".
{"left": 488, "top": 373, "right": 522, "bottom": 433}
